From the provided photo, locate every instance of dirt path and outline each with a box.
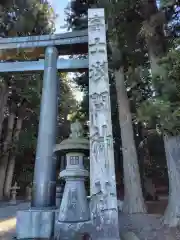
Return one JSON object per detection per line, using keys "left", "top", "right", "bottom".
{"left": 0, "top": 202, "right": 179, "bottom": 240}
{"left": 0, "top": 202, "right": 29, "bottom": 240}
{"left": 119, "top": 213, "right": 180, "bottom": 240}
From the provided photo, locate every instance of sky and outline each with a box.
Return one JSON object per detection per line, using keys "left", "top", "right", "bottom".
{"left": 49, "top": 0, "right": 69, "bottom": 33}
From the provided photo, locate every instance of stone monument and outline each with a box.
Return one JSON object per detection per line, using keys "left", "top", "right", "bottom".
{"left": 54, "top": 120, "right": 90, "bottom": 239}
{"left": 88, "top": 9, "right": 120, "bottom": 239}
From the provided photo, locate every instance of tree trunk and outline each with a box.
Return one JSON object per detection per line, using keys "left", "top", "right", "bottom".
{"left": 163, "top": 135, "right": 180, "bottom": 227}
{"left": 115, "top": 67, "right": 146, "bottom": 213}
{"left": 147, "top": 48, "right": 180, "bottom": 226}
{"left": 4, "top": 117, "right": 23, "bottom": 198}
{"left": 3, "top": 155, "right": 15, "bottom": 199}
{"left": 0, "top": 82, "right": 9, "bottom": 140}
{"left": 0, "top": 113, "right": 16, "bottom": 199}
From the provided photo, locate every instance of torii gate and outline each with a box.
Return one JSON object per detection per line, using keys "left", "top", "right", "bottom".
{"left": 0, "top": 9, "right": 120, "bottom": 239}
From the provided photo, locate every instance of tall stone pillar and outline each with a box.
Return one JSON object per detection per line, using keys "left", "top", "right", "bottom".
{"left": 32, "top": 46, "right": 58, "bottom": 208}
{"left": 16, "top": 46, "right": 58, "bottom": 239}
{"left": 88, "top": 9, "right": 120, "bottom": 239}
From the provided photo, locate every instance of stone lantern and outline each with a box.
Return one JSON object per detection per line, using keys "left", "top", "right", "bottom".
{"left": 54, "top": 120, "right": 90, "bottom": 223}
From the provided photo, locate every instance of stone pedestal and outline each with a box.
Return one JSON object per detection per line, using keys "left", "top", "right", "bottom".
{"left": 16, "top": 209, "right": 55, "bottom": 239}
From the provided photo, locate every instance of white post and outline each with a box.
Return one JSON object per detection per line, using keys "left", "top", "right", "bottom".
{"left": 88, "top": 9, "right": 120, "bottom": 239}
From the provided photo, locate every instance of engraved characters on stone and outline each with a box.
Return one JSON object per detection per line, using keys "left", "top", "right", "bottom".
{"left": 88, "top": 14, "right": 104, "bottom": 32}
{"left": 88, "top": 9, "right": 118, "bottom": 215}
{"left": 90, "top": 91, "right": 109, "bottom": 137}
{"left": 67, "top": 188, "right": 78, "bottom": 211}
{"left": 89, "top": 37, "right": 106, "bottom": 55}
{"left": 89, "top": 61, "right": 108, "bottom": 83}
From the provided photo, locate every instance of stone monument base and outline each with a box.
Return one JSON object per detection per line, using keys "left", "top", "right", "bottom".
{"left": 54, "top": 220, "right": 93, "bottom": 240}
{"left": 16, "top": 209, "right": 56, "bottom": 239}
{"left": 54, "top": 219, "right": 120, "bottom": 240}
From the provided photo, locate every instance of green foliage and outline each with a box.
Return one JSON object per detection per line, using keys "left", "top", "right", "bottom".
{"left": 0, "top": 1, "right": 55, "bottom": 36}
{"left": 160, "top": 0, "right": 176, "bottom": 7}
{"left": 137, "top": 39, "right": 180, "bottom": 136}
{"left": 58, "top": 73, "right": 77, "bottom": 120}
{"left": 159, "top": 39, "right": 180, "bottom": 86}
{"left": 18, "top": 122, "right": 37, "bottom": 154}
{"left": 17, "top": 163, "right": 34, "bottom": 184}
{"left": 0, "top": 1, "right": 78, "bottom": 187}
{"left": 63, "top": 0, "right": 180, "bottom": 183}
{"left": 126, "top": 67, "right": 153, "bottom": 106}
